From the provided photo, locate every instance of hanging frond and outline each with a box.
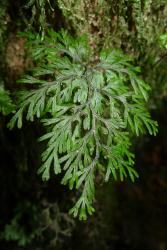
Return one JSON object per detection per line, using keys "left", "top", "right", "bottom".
{"left": 9, "top": 30, "right": 158, "bottom": 219}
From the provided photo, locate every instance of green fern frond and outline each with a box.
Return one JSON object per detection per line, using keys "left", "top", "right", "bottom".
{"left": 9, "top": 30, "right": 158, "bottom": 220}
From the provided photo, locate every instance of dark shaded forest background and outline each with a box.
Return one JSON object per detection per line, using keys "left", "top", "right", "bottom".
{"left": 0, "top": 0, "right": 167, "bottom": 250}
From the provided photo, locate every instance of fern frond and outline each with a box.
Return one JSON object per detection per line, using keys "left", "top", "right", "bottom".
{"left": 10, "top": 30, "right": 158, "bottom": 219}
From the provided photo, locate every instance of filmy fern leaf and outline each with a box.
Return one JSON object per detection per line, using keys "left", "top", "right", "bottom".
{"left": 9, "top": 30, "right": 158, "bottom": 220}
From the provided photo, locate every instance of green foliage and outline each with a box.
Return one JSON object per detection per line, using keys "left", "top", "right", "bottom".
{"left": 1, "top": 201, "right": 75, "bottom": 246}
{"left": 159, "top": 33, "right": 167, "bottom": 49}
{"left": 0, "top": 84, "right": 15, "bottom": 115}
{"left": 22, "top": 0, "right": 54, "bottom": 39}
{"left": 1, "top": 202, "right": 40, "bottom": 246}
{"left": 9, "top": 30, "right": 158, "bottom": 220}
